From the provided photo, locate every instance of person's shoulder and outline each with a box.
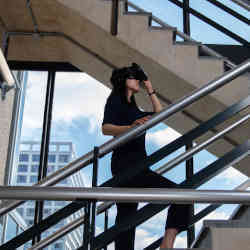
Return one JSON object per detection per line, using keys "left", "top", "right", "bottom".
{"left": 107, "top": 91, "right": 122, "bottom": 105}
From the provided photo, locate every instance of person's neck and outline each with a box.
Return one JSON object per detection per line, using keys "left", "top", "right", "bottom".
{"left": 126, "top": 89, "right": 133, "bottom": 103}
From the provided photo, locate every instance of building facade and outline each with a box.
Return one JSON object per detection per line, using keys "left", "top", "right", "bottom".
{"left": 14, "top": 141, "right": 84, "bottom": 250}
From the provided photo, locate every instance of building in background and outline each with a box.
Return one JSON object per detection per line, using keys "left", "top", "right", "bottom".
{"left": 14, "top": 141, "right": 84, "bottom": 250}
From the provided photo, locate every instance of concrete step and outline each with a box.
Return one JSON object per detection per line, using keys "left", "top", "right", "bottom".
{"left": 160, "top": 248, "right": 210, "bottom": 250}
{"left": 193, "top": 219, "right": 250, "bottom": 250}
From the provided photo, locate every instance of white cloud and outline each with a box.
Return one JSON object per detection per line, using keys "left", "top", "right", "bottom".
{"left": 135, "top": 228, "right": 159, "bottom": 249}
{"left": 215, "top": 167, "right": 247, "bottom": 184}
{"left": 146, "top": 127, "right": 181, "bottom": 147}
{"left": 174, "top": 235, "right": 187, "bottom": 248}
{"left": 195, "top": 210, "right": 228, "bottom": 234}
{"left": 22, "top": 72, "right": 111, "bottom": 133}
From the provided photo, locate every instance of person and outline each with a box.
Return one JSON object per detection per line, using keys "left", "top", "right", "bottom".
{"left": 102, "top": 63, "right": 189, "bottom": 249}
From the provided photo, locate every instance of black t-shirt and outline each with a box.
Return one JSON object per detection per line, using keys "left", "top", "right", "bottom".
{"left": 102, "top": 91, "right": 154, "bottom": 167}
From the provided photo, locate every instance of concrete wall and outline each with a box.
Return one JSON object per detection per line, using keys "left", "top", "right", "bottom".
{"left": 0, "top": 89, "right": 15, "bottom": 185}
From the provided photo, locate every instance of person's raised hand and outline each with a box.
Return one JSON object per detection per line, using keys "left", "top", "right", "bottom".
{"left": 143, "top": 80, "right": 153, "bottom": 94}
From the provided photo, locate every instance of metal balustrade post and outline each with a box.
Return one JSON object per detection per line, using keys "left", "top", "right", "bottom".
{"left": 111, "top": 0, "right": 119, "bottom": 36}
{"left": 104, "top": 209, "right": 109, "bottom": 250}
{"left": 186, "top": 141, "right": 195, "bottom": 247}
{"left": 90, "top": 147, "right": 99, "bottom": 250}
{"left": 83, "top": 203, "right": 91, "bottom": 249}
{"left": 183, "top": 0, "right": 190, "bottom": 37}
{"left": 32, "top": 71, "right": 55, "bottom": 246}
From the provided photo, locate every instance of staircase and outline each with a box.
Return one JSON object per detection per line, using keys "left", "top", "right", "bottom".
{"left": 0, "top": 0, "right": 249, "bottom": 249}
{"left": 193, "top": 205, "right": 250, "bottom": 250}
{"left": 0, "top": 0, "right": 249, "bottom": 175}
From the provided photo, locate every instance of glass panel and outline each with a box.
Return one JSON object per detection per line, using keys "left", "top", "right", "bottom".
{"left": 190, "top": 0, "right": 249, "bottom": 44}
{"left": 32, "top": 154, "right": 40, "bottom": 162}
{"left": 18, "top": 164, "right": 28, "bottom": 173}
{"left": 129, "top": 0, "right": 184, "bottom": 32}
{"left": 5, "top": 216, "right": 18, "bottom": 242}
{"left": 7, "top": 71, "right": 48, "bottom": 245}
{"left": 19, "top": 154, "right": 29, "bottom": 162}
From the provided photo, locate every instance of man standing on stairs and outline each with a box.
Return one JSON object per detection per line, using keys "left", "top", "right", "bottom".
{"left": 102, "top": 63, "right": 190, "bottom": 249}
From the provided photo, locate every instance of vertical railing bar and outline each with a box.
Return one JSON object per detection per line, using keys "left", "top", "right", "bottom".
{"left": 186, "top": 141, "right": 195, "bottom": 247}
{"left": 32, "top": 71, "right": 56, "bottom": 245}
{"left": 183, "top": 0, "right": 191, "bottom": 38}
{"left": 90, "top": 146, "right": 99, "bottom": 250}
{"left": 111, "top": 0, "right": 119, "bottom": 36}
{"left": 83, "top": 204, "right": 90, "bottom": 249}
{"left": 104, "top": 209, "right": 109, "bottom": 250}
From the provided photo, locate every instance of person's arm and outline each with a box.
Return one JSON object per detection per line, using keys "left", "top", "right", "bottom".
{"left": 144, "top": 80, "right": 162, "bottom": 113}
{"left": 102, "top": 116, "right": 151, "bottom": 136}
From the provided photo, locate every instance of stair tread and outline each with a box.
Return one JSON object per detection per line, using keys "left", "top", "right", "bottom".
{"left": 124, "top": 10, "right": 152, "bottom": 16}
{"left": 204, "top": 219, "right": 250, "bottom": 228}
{"left": 160, "top": 248, "right": 211, "bottom": 250}
{"left": 149, "top": 25, "right": 176, "bottom": 31}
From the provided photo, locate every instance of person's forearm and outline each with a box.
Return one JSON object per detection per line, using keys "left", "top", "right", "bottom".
{"left": 102, "top": 124, "right": 132, "bottom": 136}
{"left": 149, "top": 92, "right": 162, "bottom": 112}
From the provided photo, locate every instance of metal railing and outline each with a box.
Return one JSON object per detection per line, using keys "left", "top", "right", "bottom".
{"left": 0, "top": 59, "right": 249, "bottom": 218}
{"left": 125, "top": 1, "right": 249, "bottom": 70}
{"left": 28, "top": 214, "right": 85, "bottom": 250}
{"left": 19, "top": 177, "right": 250, "bottom": 250}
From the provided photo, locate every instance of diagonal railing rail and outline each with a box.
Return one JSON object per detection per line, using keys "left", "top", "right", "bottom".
{"left": 82, "top": 141, "right": 249, "bottom": 250}
{"left": 1, "top": 62, "right": 249, "bottom": 248}
{"left": 1, "top": 59, "right": 248, "bottom": 218}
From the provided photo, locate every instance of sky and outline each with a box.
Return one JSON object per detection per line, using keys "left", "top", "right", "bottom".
{"left": 15, "top": 1, "right": 249, "bottom": 249}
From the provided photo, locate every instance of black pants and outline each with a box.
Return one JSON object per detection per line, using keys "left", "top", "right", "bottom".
{"left": 113, "top": 169, "right": 190, "bottom": 250}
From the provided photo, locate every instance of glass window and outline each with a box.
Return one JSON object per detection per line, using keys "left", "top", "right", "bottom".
{"left": 32, "top": 154, "right": 40, "bottom": 162}
{"left": 28, "top": 220, "right": 33, "bottom": 226}
{"left": 58, "top": 154, "right": 69, "bottom": 163}
{"left": 19, "top": 154, "right": 29, "bottom": 162}
{"left": 49, "top": 144, "right": 57, "bottom": 152}
{"left": 54, "top": 242, "right": 63, "bottom": 249}
{"left": 48, "top": 154, "right": 56, "bottom": 163}
{"left": 26, "top": 208, "right": 35, "bottom": 217}
{"left": 47, "top": 165, "right": 55, "bottom": 173}
{"left": 32, "top": 144, "right": 40, "bottom": 151}
{"left": 44, "top": 201, "right": 53, "bottom": 207}
{"left": 31, "top": 165, "right": 39, "bottom": 173}
{"left": 18, "top": 164, "right": 28, "bottom": 172}
{"left": 20, "top": 144, "right": 30, "bottom": 151}
{"left": 59, "top": 144, "right": 70, "bottom": 152}
{"left": 5, "top": 216, "right": 18, "bottom": 241}
{"left": 44, "top": 208, "right": 52, "bottom": 216}
{"left": 54, "top": 201, "right": 66, "bottom": 207}
{"left": 16, "top": 207, "right": 24, "bottom": 216}
{"left": 30, "top": 175, "right": 38, "bottom": 183}
{"left": 17, "top": 175, "right": 27, "bottom": 183}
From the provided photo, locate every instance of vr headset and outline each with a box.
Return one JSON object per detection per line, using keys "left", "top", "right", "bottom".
{"left": 126, "top": 62, "right": 148, "bottom": 82}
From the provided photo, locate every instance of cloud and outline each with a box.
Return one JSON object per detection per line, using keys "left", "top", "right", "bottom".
{"left": 213, "top": 167, "right": 248, "bottom": 186}
{"left": 146, "top": 127, "right": 181, "bottom": 147}
{"left": 135, "top": 228, "right": 159, "bottom": 249}
{"left": 195, "top": 210, "right": 228, "bottom": 234}
{"left": 174, "top": 235, "right": 187, "bottom": 248}
{"left": 22, "top": 72, "right": 111, "bottom": 133}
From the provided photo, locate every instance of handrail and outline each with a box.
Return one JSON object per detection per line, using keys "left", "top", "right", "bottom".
{"left": 156, "top": 114, "right": 250, "bottom": 175}
{"left": 97, "top": 113, "right": 250, "bottom": 214}
{"left": 146, "top": 178, "right": 250, "bottom": 250}
{"left": 28, "top": 214, "right": 85, "bottom": 250}
{"left": 127, "top": 1, "right": 246, "bottom": 69}
{"left": 0, "top": 59, "right": 249, "bottom": 217}
{"left": 230, "top": 0, "right": 250, "bottom": 11}
{"left": 1, "top": 186, "right": 250, "bottom": 204}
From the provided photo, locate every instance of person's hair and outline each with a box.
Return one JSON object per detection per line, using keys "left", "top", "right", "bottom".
{"left": 110, "top": 67, "right": 136, "bottom": 105}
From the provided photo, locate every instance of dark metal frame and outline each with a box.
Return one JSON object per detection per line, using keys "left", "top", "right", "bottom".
{"left": 32, "top": 71, "right": 56, "bottom": 245}
{"left": 1, "top": 89, "right": 249, "bottom": 249}
{"left": 118, "top": 0, "right": 249, "bottom": 47}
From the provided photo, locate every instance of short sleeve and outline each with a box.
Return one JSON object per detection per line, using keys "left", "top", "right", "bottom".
{"left": 102, "top": 94, "right": 121, "bottom": 125}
